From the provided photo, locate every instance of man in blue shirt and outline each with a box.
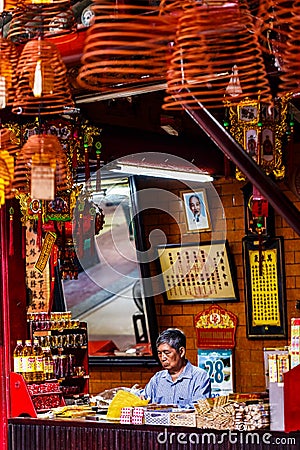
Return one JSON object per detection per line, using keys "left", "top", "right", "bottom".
{"left": 141, "top": 328, "right": 211, "bottom": 408}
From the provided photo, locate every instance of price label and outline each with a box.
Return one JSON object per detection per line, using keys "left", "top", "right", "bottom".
{"left": 198, "top": 349, "right": 233, "bottom": 397}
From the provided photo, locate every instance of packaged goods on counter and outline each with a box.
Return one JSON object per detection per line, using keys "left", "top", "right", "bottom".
{"left": 194, "top": 395, "right": 269, "bottom": 431}
{"left": 52, "top": 405, "right": 96, "bottom": 419}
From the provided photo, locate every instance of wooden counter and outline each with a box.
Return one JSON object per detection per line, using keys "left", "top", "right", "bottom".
{"left": 8, "top": 417, "right": 300, "bottom": 450}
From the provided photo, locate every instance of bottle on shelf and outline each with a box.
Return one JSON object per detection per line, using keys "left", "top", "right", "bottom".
{"left": 13, "top": 340, "right": 23, "bottom": 374}
{"left": 33, "top": 339, "right": 45, "bottom": 381}
{"left": 43, "top": 347, "right": 55, "bottom": 380}
{"left": 22, "top": 340, "right": 35, "bottom": 382}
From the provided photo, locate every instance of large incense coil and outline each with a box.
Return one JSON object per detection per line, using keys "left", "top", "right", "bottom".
{"left": 0, "top": 38, "right": 19, "bottom": 108}
{"left": 77, "top": 3, "right": 170, "bottom": 92}
{"left": 0, "top": 155, "right": 12, "bottom": 204}
{"left": 7, "top": 1, "right": 76, "bottom": 43}
{"left": 13, "top": 134, "right": 72, "bottom": 195}
{"left": 254, "top": 0, "right": 294, "bottom": 56}
{"left": 12, "top": 38, "right": 74, "bottom": 116}
{"left": 163, "top": 1, "right": 272, "bottom": 110}
{"left": 0, "top": 128, "right": 18, "bottom": 199}
{"left": 253, "top": 0, "right": 300, "bottom": 96}
{"left": 276, "top": 2, "right": 300, "bottom": 97}
{"left": 0, "top": 128, "right": 20, "bottom": 158}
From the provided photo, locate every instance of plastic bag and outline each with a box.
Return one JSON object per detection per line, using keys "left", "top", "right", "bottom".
{"left": 106, "top": 389, "right": 149, "bottom": 420}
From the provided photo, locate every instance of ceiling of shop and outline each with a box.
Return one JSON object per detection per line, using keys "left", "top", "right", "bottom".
{"left": 76, "top": 89, "right": 228, "bottom": 176}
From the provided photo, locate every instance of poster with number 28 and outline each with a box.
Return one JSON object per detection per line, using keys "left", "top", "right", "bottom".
{"left": 198, "top": 349, "right": 234, "bottom": 397}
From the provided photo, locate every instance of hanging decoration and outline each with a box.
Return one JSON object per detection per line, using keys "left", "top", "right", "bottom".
{"left": 0, "top": 128, "right": 16, "bottom": 204}
{"left": 7, "top": 0, "right": 77, "bottom": 44}
{"left": 224, "top": 94, "right": 292, "bottom": 181}
{"left": 77, "top": 2, "right": 169, "bottom": 92}
{"left": 72, "top": 188, "right": 105, "bottom": 266}
{"left": 2, "top": 116, "right": 102, "bottom": 181}
{"left": 0, "top": 36, "right": 19, "bottom": 108}
{"left": 14, "top": 133, "right": 72, "bottom": 198}
{"left": 12, "top": 38, "right": 74, "bottom": 115}
{"left": 25, "top": 222, "right": 52, "bottom": 313}
{"left": 9, "top": 205, "right": 14, "bottom": 255}
{"left": 163, "top": 0, "right": 272, "bottom": 110}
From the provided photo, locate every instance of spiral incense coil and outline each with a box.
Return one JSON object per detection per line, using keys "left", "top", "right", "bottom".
{"left": 253, "top": 0, "right": 300, "bottom": 96}
{"left": 11, "top": 152, "right": 30, "bottom": 194}
{"left": 276, "top": 2, "right": 300, "bottom": 97}
{"left": 0, "top": 154, "right": 13, "bottom": 204}
{"left": 163, "top": 0, "right": 272, "bottom": 110}
{"left": 0, "top": 38, "right": 19, "bottom": 108}
{"left": 253, "top": 0, "right": 294, "bottom": 56}
{"left": 12, "top": 38, "right": 74, "bottom": 115}
{"left": 0, "top": 128, "right": 19, "bottom": 198}
{"left": 0, "top": 128, "right": 20, "bottom": 158}
{"left": 7, "top": 1, "right": 77, "bottom": 43}
{"left": 0, "top": 128, "right": 19, "bottom": 157}
{"left": 13, "top": 134, "right": 72, "bottom": 194}
{"left": 77, "top": 3, "right": 170, "bottom": 92}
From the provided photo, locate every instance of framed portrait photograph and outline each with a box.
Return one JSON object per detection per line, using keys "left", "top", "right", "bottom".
{"left": 181, "top": 189, "right": 211, "bottom": 232}
{"left": 156, "top": 240, "right": 239, "bottom": 303}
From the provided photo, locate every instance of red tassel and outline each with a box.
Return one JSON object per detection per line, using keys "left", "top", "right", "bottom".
{"left": 9, "top": 207, "right": 14, "bottom": 256}
{"left": 37, "top": 210, "right": 43, "bottom": 250}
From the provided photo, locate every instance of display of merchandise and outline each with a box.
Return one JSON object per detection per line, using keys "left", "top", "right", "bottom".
{"left": 290, "top": 318, "right": 300, "bottom": 368}
{"left": 21, "top": 340, "right": 35, "bottom": 382}
{"left": 27, "top": 311, "right": 89, "bottom": 397}
{"left": 13, "top": 340, "right": 23, "bottom": 374}
{"left": 33, "top": 339, "right": 45, "bottom": 382}
{"left": 42, "top": 347, "right": 55, "bottom": 380}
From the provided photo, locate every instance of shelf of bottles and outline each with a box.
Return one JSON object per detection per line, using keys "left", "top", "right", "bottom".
{"left": 13, "top": 311, "right": 89, "bottom": 403}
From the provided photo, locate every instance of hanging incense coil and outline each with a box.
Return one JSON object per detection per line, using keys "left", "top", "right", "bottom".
{"left": 0, "top": 156, "right": 11, "bottom": 205}
{"left": 7, "top": 0, "right": 77, "bottom": 43}
{"left": 0, "top": 128, "right": 19, "bottom": 199}
{"left": 13, "top": 134, "right": 73, "bottom": 195}
{"left": 0, "top": 128, "right": 20, "bottom": 158}
{"left": 254, "top": 0, "right": 300, "bottom": 96}
{"left": 0, "top": 132, "right": 14, "bottom": 203}
{"left": 253, "top": 0, "right": 294, "bottom": 52}
{"left": 0, "top": 38, "right": 19, "bottom": 108}
{"left": 12, "top": 38, "right": 74, "bottom": 115}
{"left": 163, "top": 0, "right": 272, "bottom": 110}
{"left": 77, "top": 2, "right": 170, "bottom": 92}
{"left": 276, "top": 2, "right": 300, "bottom": 97}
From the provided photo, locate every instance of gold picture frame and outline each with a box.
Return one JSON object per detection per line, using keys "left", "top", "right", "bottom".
{"left": 156, "top": 240, "right": 239, "bottom": 303}
{"left": 181, "top": 189, "right": 211, "bottom": 233}
{"left": 228, "top": 96, "right": 290, "bottom": 181}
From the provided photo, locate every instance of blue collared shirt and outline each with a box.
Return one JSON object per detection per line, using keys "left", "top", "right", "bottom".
{"left": 141, "top": 360, "right": 211, "bottom": 408}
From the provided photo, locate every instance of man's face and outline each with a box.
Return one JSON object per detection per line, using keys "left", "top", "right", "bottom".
{"left": 157, "top": 343, "right": 185, "bottom": 372}
{"left": 189, "top": 197, "right": 201, "bottom": 216}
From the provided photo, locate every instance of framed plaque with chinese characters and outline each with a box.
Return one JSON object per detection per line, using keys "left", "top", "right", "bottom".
{"left": 156, "top": 241, "right": 239, "bottom": 303}
{"left": 243, "top": 236, "right": 287, "bottom": 339}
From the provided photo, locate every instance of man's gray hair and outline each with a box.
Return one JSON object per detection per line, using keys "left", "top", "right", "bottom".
{"left": 156, "top": 328, "right": 186, "bottom": 352}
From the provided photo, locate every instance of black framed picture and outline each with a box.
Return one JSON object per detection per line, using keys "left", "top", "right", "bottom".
{"left": 156, "top": 240, "right": 239, "bottom": 303}
{"left": 181, "top": 189, "right": 211, "bottom": 232}
{"left": 243, "top": 236, "right": 287, "bottom": 339}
